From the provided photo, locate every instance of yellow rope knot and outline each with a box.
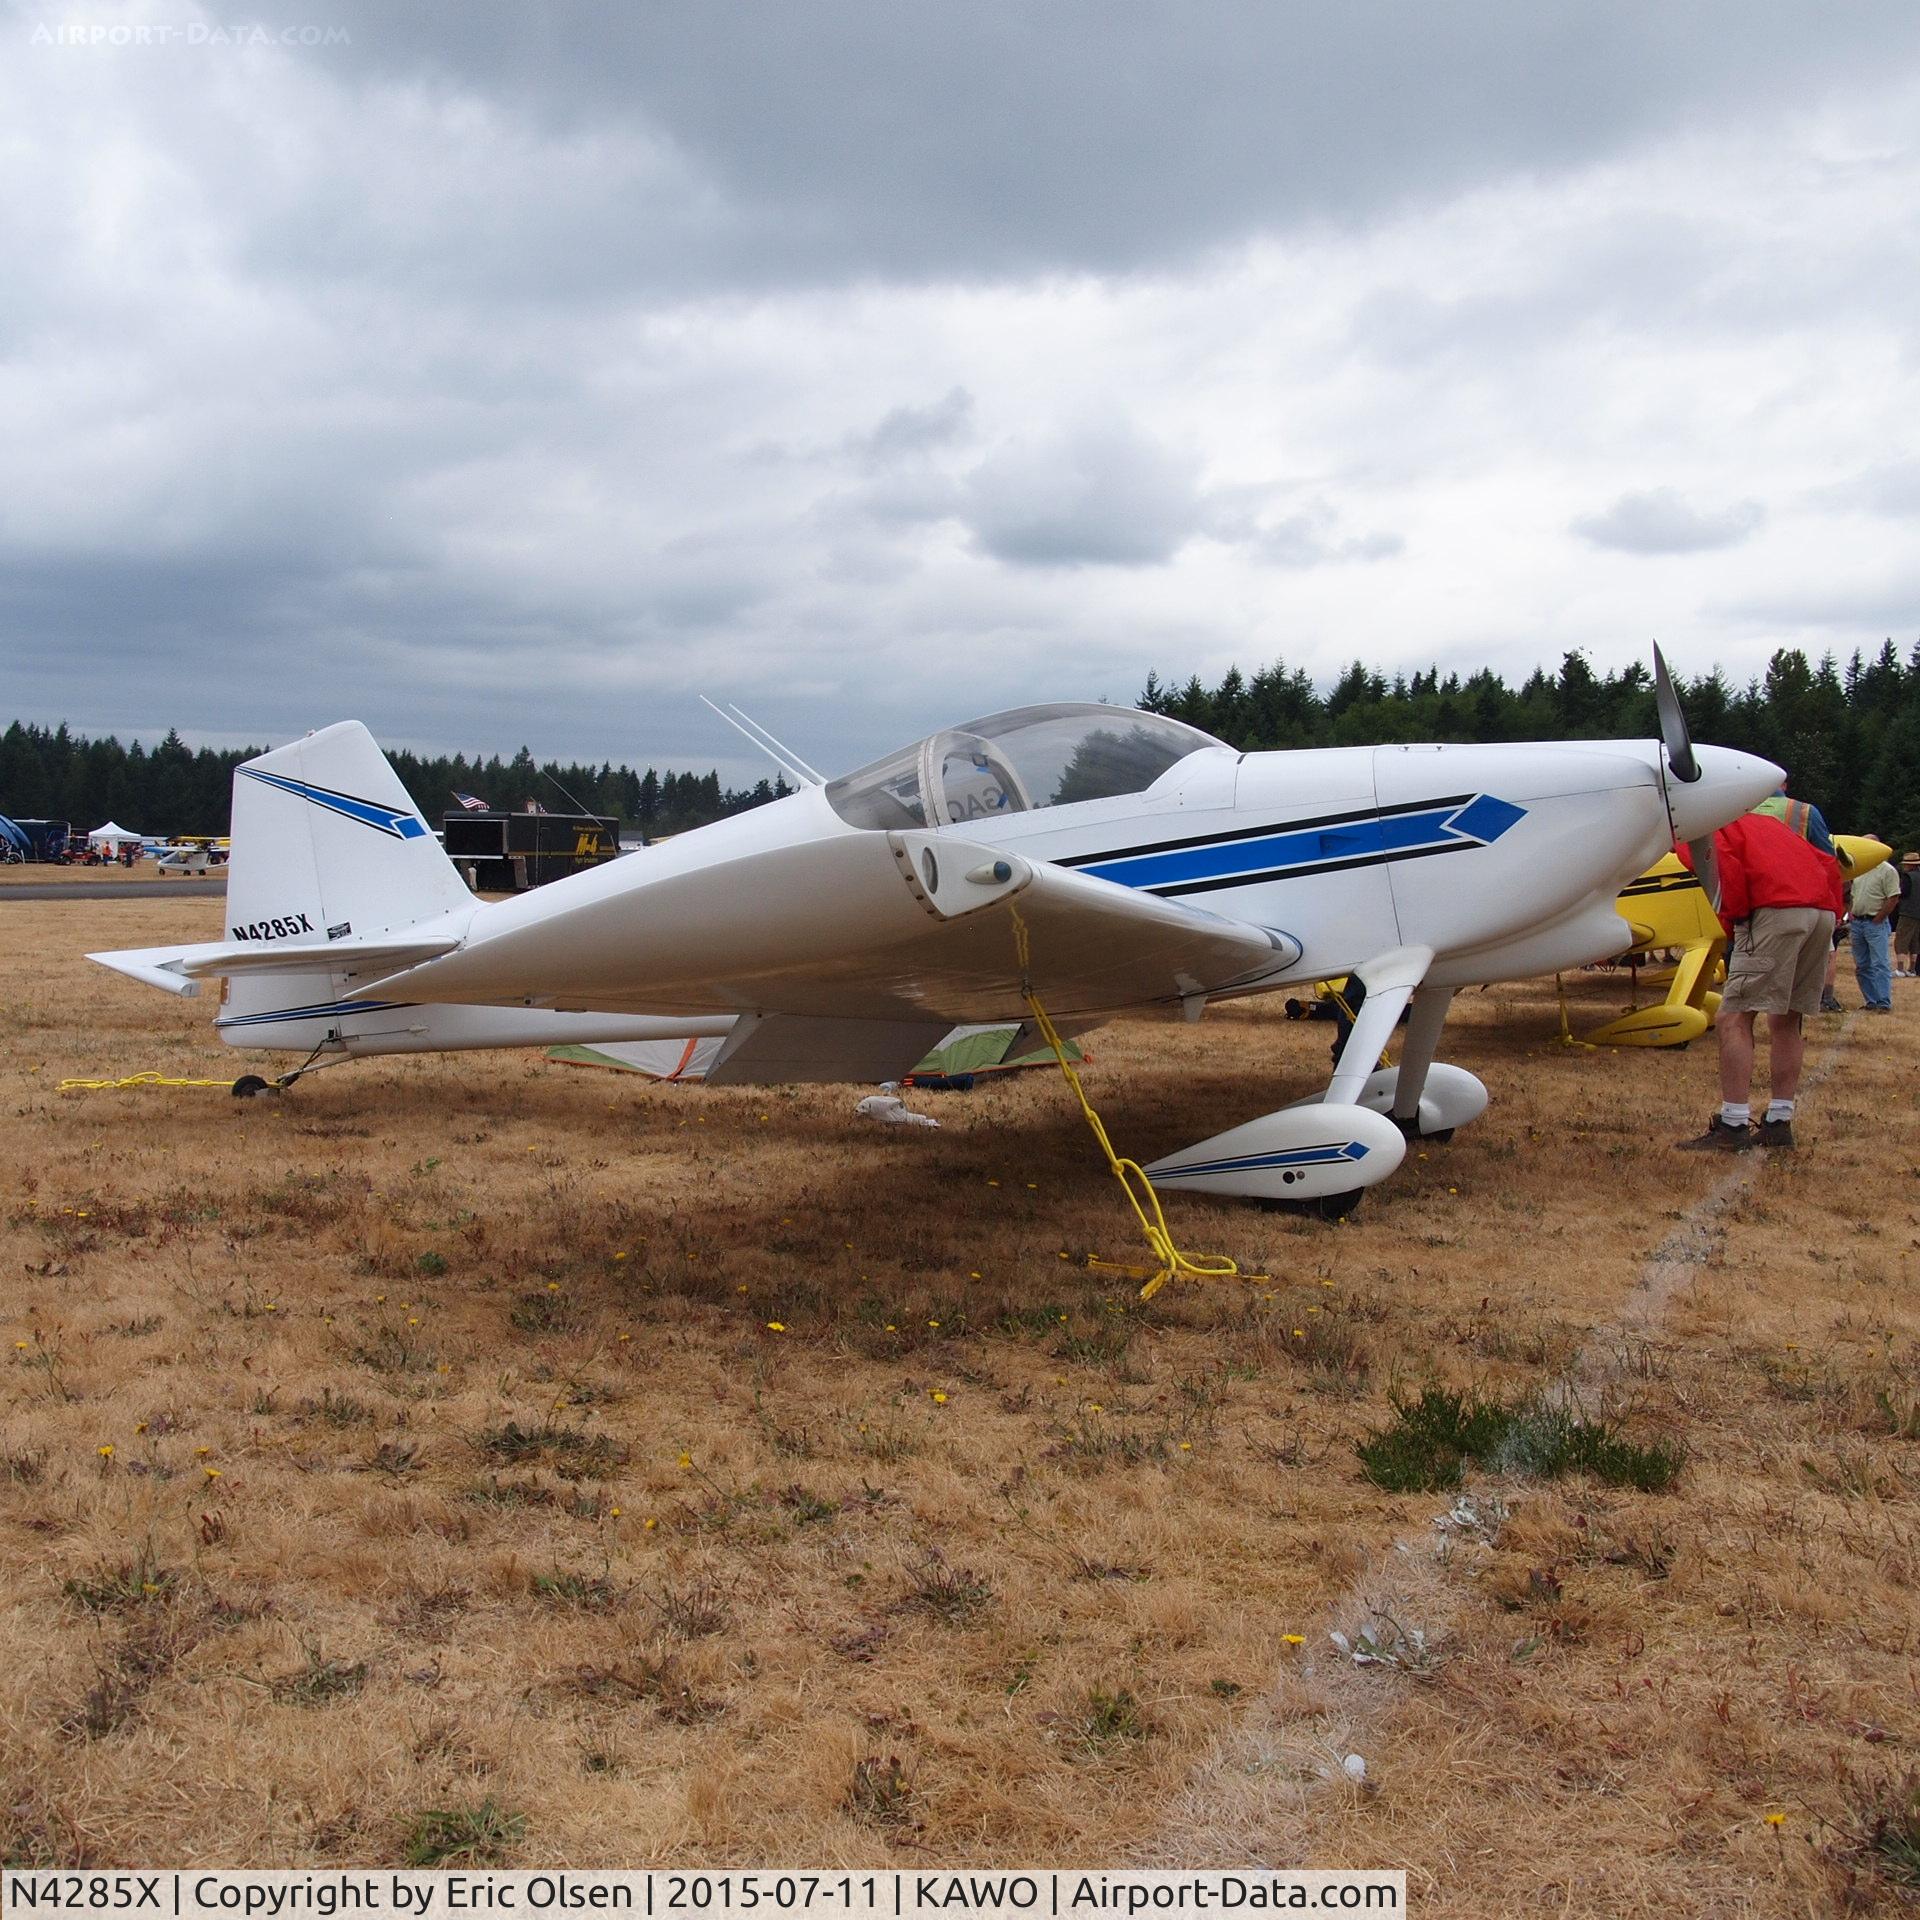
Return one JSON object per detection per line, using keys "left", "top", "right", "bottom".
{"left": 1010, "top": 906, "right": 1263, "bottom": 1301}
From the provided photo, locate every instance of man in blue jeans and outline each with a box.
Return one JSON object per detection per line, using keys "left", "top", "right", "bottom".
{"left": 1849, "top": 839, "right": 1900, "bottom": 1012}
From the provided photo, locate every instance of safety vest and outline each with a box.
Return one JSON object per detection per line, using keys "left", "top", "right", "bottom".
{"left": 1752, "top": 795, "right": 1816, "bottom": 841}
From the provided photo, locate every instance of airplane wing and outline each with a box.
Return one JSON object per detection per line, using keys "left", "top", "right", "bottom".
{"left": 368, "top": 830, "right": 1300, "bottom": 1033}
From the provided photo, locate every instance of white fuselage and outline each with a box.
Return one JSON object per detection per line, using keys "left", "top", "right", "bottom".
{"left": 361, "top": 735, "right": 1774, "bottom": 1024}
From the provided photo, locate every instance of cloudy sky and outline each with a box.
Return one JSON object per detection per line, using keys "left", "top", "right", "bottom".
{"left": 6, "top": 1, "right": 1919, "bottom": 781}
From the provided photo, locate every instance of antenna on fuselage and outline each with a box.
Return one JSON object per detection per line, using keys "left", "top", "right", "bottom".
{"left": 698, "top": 696, "right": 825, "bottom": 788}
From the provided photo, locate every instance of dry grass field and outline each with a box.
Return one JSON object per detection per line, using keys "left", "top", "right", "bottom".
{"left": 3, "top": 892, "right": 1918, "bottom": 1911}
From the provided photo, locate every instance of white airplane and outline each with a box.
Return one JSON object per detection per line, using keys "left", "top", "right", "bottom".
{"left": 152, "top": 837, "right": 230, "bottom": 876}
{"left": 89, "top": 653, "right": 1778, "bottom": 1215}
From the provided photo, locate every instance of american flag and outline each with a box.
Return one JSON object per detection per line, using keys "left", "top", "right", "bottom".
{"left": 453, "top": 791, "right": 488, "bottom": 811}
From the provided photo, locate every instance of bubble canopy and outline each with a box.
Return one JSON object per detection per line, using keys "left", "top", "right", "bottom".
{"left": 824, "top": 703, "right": 1230, "bottom": 831}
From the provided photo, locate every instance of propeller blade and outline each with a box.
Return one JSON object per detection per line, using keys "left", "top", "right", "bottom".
{"left": 1653, "top": 641, "right": 1700, "bottom": 785}
{"left": 1687, "top": 835, "right": 1721, "bottom": 913}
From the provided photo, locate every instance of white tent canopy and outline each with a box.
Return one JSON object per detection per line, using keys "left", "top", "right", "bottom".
{"left": 87, "top": 821, "right": 141, "bottom": 847}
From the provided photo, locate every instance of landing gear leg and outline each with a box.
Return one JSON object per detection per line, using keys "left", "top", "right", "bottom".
{"left": 1390, "top": 985, "right": 1455, "bottom": 1136}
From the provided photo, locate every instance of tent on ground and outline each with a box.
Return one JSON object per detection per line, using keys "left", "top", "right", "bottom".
{"left": 87, "top": 821, "right": 142, "bottom": 850}
{"left": 548, "top": 1021, "right": 1082, "bottom": 1085}
{"left": 0, "top": 813, "right": 31, "bottom": 859}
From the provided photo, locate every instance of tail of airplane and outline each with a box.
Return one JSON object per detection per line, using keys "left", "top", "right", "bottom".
{"left": 212, "top": 724, "right": 474, "bottom": 1048}
{"left": 88, "top": 723, "right": 478, "bottom": 1053}
{"left": 223, "top": 721, "right": 471, "bottom": 945}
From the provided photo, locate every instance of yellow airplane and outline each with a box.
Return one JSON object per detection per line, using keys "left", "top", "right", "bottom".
{"left": 1582, "top": 833, "right": 1890, "bottom": 1046}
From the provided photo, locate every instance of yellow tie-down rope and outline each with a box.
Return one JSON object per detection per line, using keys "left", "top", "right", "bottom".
{"left": 1010, "top": 906, "right": 1264, "bottom": 1301}
{"left": 1552, "top": 974, "right": 1599, "bottom": 1051}
{"left": 57, "top": 1071, "right": 239, "bottom": 1092}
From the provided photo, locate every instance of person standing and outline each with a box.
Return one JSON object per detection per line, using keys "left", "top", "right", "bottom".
{"left": 1675, "top": 810, "right": 1843, "bottom": 1151}
{"left": 1895, "top": 853, "right": 1920, "bottom": 978}
{"left": 1849, "top": 842, "right": 1901, "bottom": 1011}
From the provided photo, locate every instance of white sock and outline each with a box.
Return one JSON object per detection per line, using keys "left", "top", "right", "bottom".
{"left": 1721, "top": 1101, "right": 1751, "bottom": 1127}
{"left": 1766, "top": 1100, "right": 1794, "bottom": 1122}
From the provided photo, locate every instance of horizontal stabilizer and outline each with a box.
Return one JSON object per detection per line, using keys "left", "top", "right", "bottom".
{"left": 89, "top": 932, "right": 461, "bottom": 997}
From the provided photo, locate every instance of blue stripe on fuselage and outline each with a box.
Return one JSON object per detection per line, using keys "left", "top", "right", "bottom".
{"left": 1078, "top": 796, "right": 1523, "bottom": 893}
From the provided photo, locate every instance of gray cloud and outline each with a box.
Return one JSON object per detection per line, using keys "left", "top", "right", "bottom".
{"left": 1572, "top": 488, "right": 1766, "bottom": 555}
{"left": 304, "top": 1, "right": 1920, "bottom": 287}
{"left": 960, "top": 421, "right": 1206, "bottom": 568}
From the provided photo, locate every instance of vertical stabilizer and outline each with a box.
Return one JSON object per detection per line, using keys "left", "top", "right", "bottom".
{"left": 225, "top": 722, "right": 470, "bottom": 941}
{"left": 219, "top": 723, "right": 474, "bottom": 1048}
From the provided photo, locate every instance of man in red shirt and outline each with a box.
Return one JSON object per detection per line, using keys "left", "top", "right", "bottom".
{"left": 1676, "top": 810, "right": 1843, "bottom": 1151}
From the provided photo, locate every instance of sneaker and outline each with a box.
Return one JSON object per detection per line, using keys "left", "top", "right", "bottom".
{"left": 1756, "top": 1117, "right": 1795, "bottom": 1149}
{"left": 1676, "top": 1115, "right": 1754, "bottom": 1153}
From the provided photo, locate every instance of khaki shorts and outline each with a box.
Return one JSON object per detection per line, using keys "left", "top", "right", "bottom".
{"left": 1721, "top": 906, "right": 1835, "bottom": 1016}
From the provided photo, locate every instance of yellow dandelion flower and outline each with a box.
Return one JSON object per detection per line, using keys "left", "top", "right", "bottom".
{"left": 407, "top": 1316, "right": 421, "bottom": 1327}
{"left": 987, "top": 1179, "right": 1000, "bottom": 1188}
{"left": 546, "top": 1281, "right": 560, "bottom": 1293}
{"left": 1087, "top": 1402, "right": 1103, "bottom": 1414}
{"left": 1448, "top": 1186, "right": 1458, "bottom": 1195}
{"left": 1764, "top": 1812, "right": 1786, "bottom": 1828}
{"left": 1293, "top": 1329, "right": 1306, "bottom": 1339}
{"left": 134, "top": 1422, "right": 148, "bottom": 1435}
{"left": 644, "top": 1517, "right": 658, "bottom": 1531}
{"left": 204, "top": 1467, "right": 222, "bottom": 1480}
{"left": 375, "top": 1293, "right": 386, "bottom": 1303}
{"left": 195, "top": 1446, "right": 211, "bottom": 1457}
{"left": 1026, "top": 1183, "right": 1037, "bottom": 1190}
{"left": 766, "top": 1321, "right": 787, "bottom": 1333}
{"left": 617, "top": 1332, "right": 631, "bottom": 1343}
{"left": 1055, "top": 1375, "right": 1067, "bottom": 1385}
{"left": 613, "top": 1251, "right": 629, "bottom": 1261}
{"left": 1180, "top": 1442, "right": 1193, "bottom": 1452}
{"left": 885, "top": 1323, "right": 897, "bottom": 1332}
{"left": 13, "top": 1341, "right": 26, "bottom": 1351}
{"left": 737, "top": 1284, "right": 749, "bottom": 1293}
{"left": 97, "top": 1444, "right": 114, "bottom": 1459}
{"left": 437, "top": 1363, "right": 450, "bottom": 1374}
{"left": 610, "top": 1507, "right": 622, "bottom": 1518}
{"left": 677, "top": 1452, "right": 692, "bottom": 1469}
{"left": 1282, "top": 1633, "right": 1305, "bottom": 1647}
{"left": 264, "top": 1302, "right": 277, "bottom": 1312}
{"left": 930, "top": 1390, "right": 949, "bottom": 1405}
{"left": 928, "top": 1319, "right": 941, "bottom": 1329}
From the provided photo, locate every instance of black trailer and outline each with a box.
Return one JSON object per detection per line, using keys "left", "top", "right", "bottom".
{"left": 442, "top": 808, "right": 621, "bottom": 893}
{"left": 9, "top": 818, "right": 73, "bottom": 862}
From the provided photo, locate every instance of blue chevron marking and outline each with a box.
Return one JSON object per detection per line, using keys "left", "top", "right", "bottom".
{"left": 1157, "top": 1140, "right": 1373, "bottom": 1179}
{"left": 239, "top": 767, "right": 428, "bottom": 839}
{"left": 1079, "top": 795, "right": 1525, "bottom": 892}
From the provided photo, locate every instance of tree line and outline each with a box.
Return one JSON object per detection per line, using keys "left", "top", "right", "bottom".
{"left": 0, "top": 724, "right": 792, "bottom": 841}
{"left": 1139, "top": 641, "right": 1920, "bottom": 847}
